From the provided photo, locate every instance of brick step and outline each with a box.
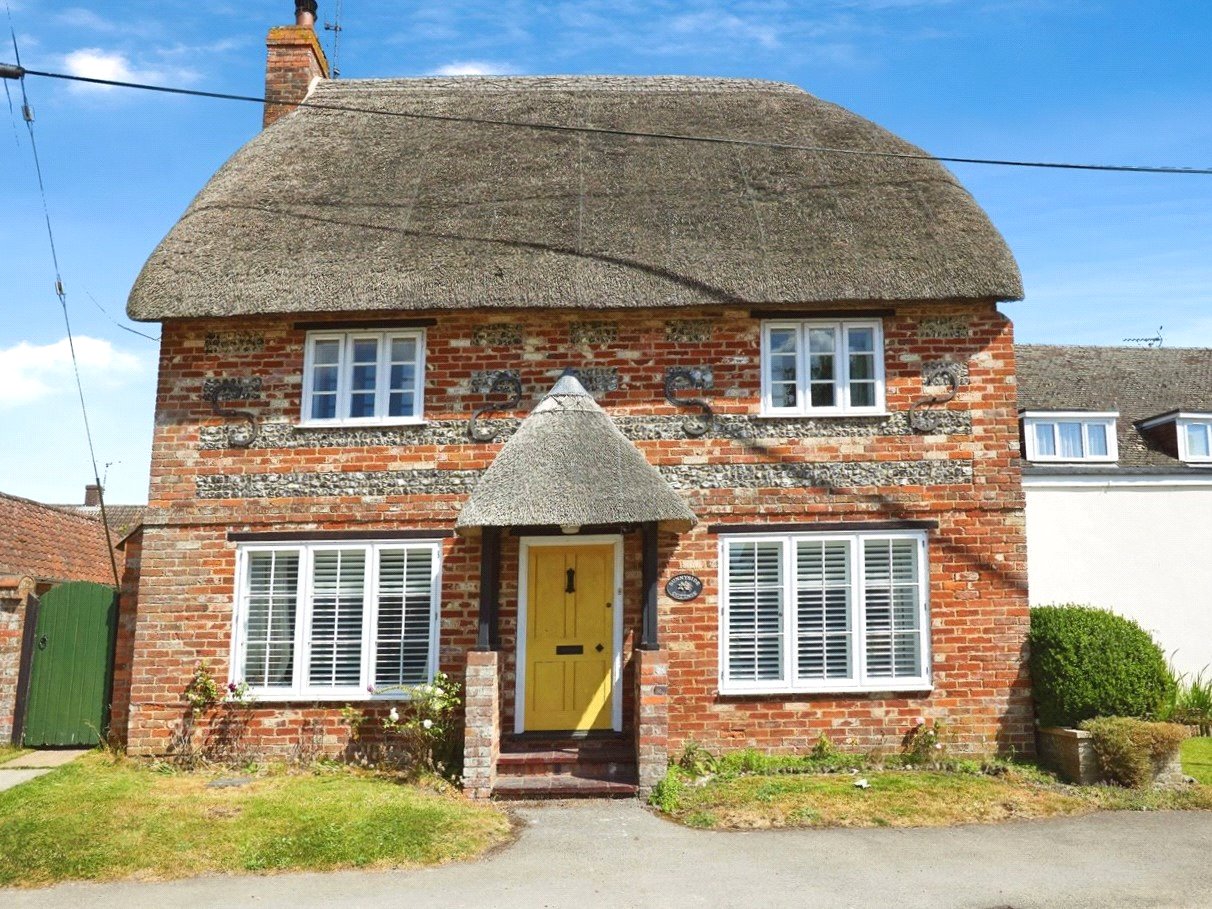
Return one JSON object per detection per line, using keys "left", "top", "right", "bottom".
{"left": 496, "top": 749, "right": 635, "bottom": 777}
{"left": 492, "top": 769, "right": 639, "bottom": 800}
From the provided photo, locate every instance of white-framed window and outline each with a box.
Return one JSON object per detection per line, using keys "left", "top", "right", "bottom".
{"left": 1022, "top": 412, "right": 1118, "bottom": 463}
{"left": 301, "top": 329, "right": 425, "bottom": 425}
{"left": 1177, "top": 417, "right": 1212, "bottom": 464}
{"left": 760, "top": 319, "right": 885, "bottom": 416}
{"left": 718, "top": 530, "right": 931, "bottom": 695}
{"left": 231, "top": 540, "right": 441, "bottom": 700}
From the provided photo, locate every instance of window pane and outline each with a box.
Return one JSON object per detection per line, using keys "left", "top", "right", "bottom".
{"left": 1058, "top": 422, "right": 1085, "bottom": 458}
{"left": 309, "top": 339, "right": 342, "bottom": 422}
{"left": 1034, "top": 423, "right": 1056, "bottom": 457}
{"left": 847, "top": 327, "right": 874, "bottom": 353}
{"left": 795, "top": 541, "right": 851, "bottom": 681}
{"left": 243, "top": 551, "right": 299, "bottom": 688}
{"left": 725, "top": 542, "right": 783, "bottom": 683}
{"left": 309, "top": 550, "right": 366, "bottom": 688}
{"left": 862, "top": 539, "right": 922, "bottom": 680}
{"left": 310, "top": 393, "right": 337, "bottom": 421}
{"left": 850, "top": 382, "right": 875, "bottom": 408}
{"left": 375, "top": 548, "right": 434, "bottom": 688}
{"left": 1187, "top": 423, "right": 1211, "bottom": 459}
{"left": 312, "top": 339, "right": 340, "bottom": 366}
{"left": 1086, "top": 423, "right": 1109, "bottom": 457}
{"left": 808, "top": 328, "right": 835, "bottom": 353}
{"left": 348, "top": 338, "right": 380, "bottom": 419}
{"left": 810, "top": 382, "right": 835, "bottom": 408}
{"left": 767, "top": 329, "right": 799, "bottom": 409}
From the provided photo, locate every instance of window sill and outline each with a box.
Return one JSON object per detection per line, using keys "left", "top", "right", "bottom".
{"left": 1026, "top": 458, "right": 1118, "bottom": 465}
{"left": 294, "top": 418, "right": 429, "bottom": 430}
{"left": 718, "top": 681, "right": 933, "bottom": 697}
{"left": 239, "top": 691, "right": 419, "bottom": 703}
{"left": 754, "top": 411, "right": 891, "bottom": 420}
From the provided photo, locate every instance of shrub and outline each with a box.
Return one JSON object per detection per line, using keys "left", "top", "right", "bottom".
{"left": 1172, "top": 670, "right": 1212, "bottom": 736}
{"left": 1080, "top": 717, "right": 1189, "bottom": 788}
{"left": 1029, "top": 605, "right": 1174, "bottom": 728}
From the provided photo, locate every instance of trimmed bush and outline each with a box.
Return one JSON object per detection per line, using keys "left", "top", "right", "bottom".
{"left": 1029, "top": 605, "right": 1174, "bottom": 728}
{"left": 1080, "top": 717, "right": 1189, "bottom": 788}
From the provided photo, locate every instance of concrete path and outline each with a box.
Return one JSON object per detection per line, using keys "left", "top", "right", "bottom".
{"left": 0, "top": 749, "right": 87, "bottom": 792}
{"left": 4, "top": 800, "right": 1212, "bottom": 908}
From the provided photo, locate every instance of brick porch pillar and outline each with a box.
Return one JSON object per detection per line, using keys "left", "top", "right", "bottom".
{"left": 635, "top": 648, "right": 669, "bottom": 796}
{"left": 462, "top": 650, "right": 500, "bottom": 799}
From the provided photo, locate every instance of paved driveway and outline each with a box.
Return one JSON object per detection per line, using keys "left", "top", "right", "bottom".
{"left": 5, "top": 801, "right": 1211, "bottom": 908}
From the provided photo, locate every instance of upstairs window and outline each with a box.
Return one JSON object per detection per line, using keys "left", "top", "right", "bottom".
{"left": 302, "top": 329, "right": 425, "bottom": 425}
{"left": 1178, "top": 417, "right": 1212, "bottom": 463}
{"left": 233, "top": 541, "right": 442, "bottom": 700}
{"left": 1022, "top": 412, "right": 1118, "bottom": 463}
{"left": 719, "top": 531, "right": 930, "bottom": 694}
{"left": 761, "top": 320, "right": 885, "bottom": 416}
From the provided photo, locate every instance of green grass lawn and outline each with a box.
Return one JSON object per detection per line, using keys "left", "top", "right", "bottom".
{"left": 0, "top": 746, "right": 29, "bottom": 765}
{"left": 0, "top": 752, "right": 512, "bottom": 888}
{"left": 652, "top": 765, "right": 1212, "bottom": 831}
{"left": 1182, "top": 737, "right": 1212, "bottom": 785}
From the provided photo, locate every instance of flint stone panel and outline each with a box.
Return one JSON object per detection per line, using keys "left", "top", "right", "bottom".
{"left": 194, "top": 459, "right": 971, "bottom": 499}
{"left": 204, "top": 331, "right": 265, "bottom": 354}
{"left": 660, "top": 459, "right": 973, "bottom": 489}
{"left": 198, "top": 411, "right": 971, "bottom": 451}
{"left": 196, "top": 469, "right": 481, "bottom": 499}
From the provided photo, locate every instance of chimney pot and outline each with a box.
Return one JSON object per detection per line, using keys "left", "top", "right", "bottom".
{"left": 295, "top": 0, "right": 318, "bottom": 28}
{"left": 85, "top": 484, "right": 103, "bottom": 507}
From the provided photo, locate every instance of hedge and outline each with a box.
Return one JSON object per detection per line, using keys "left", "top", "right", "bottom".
{"left": 1029, "top": 605, "right": 1174, "bottom": 728}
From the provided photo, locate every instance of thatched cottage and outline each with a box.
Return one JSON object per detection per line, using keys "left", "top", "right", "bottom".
{"left": 120, "top": 1, "right": 1032, "bottom": 796}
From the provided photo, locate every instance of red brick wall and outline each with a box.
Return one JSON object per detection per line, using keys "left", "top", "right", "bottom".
{"left": 126, "top": 302, "right": 1032, "bottom": 759}
{"left": 107, "top": 529, "right": 142, "bottom": 747}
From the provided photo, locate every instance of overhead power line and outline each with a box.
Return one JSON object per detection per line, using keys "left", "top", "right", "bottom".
{"left": 2, "top": 63, "right": 1211, "bottom": 176}
{"left": 5, "top": 30, "right": 121, "bottom": 587}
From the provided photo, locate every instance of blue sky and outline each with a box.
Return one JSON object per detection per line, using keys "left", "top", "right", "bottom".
{"left": 2, "top": 0, "right": 1210, "bottom": 504}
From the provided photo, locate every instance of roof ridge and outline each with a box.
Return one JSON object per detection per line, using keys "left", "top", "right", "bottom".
{"left": 315, "top": 75, "right": 805, "bottom": 95}
{"left": 0, "top": 490, "right": 110, "bottom": 525}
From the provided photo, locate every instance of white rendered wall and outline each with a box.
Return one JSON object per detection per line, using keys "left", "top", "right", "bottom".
{"left": 1025, "top": 480, "right": 1212, "bottom": 678}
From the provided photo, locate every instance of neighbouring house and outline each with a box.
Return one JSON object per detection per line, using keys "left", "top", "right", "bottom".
{"left": 0, "top": 487, "right": 141, "bottom": 742}
{"left": 119, "top": 2, "right": 1032, "bottom": 796}
{"left": 1018, "top": 345, "right": 1212, "bottom": 678}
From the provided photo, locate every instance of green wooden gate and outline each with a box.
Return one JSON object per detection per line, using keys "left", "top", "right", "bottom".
{"left": 21, "top": 581, "right": 118, "bottom": 747}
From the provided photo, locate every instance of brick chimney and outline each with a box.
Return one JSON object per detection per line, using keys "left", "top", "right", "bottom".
{"left": 263, "top": 1, "right": 330, "bottom": 129}
{"left": 84, "top": 483, "right": 102, "bottom": 507}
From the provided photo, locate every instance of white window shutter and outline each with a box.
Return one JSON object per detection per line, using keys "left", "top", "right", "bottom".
{"left": 374, "top": 547, "right": 434, "bottom": 687}
{"left": 725, "top": 541, "right": 784, "bottom": 682}
{"left": 242, "top": 550, "right": 300, "bottom": 688}
{"left": 308, "top": 550, "right": 367, "bottom": 688}
{"left": 794, "top": 540, "right": 851, "bottom": 681}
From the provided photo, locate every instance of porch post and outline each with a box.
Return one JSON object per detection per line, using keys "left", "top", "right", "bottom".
{"left": 475, "top": 526, "right": 501, "bottom": 651}
{"left": 639, "top": 521, "right": 659, "bottom": 651}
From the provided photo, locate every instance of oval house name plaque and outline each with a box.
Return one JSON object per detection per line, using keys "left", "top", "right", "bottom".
{"left": 665, "top": 573, "right": 704, "bottom": 602}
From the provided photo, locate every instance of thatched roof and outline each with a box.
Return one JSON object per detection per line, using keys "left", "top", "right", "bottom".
{"left": 1017, "top": 344, "right": 1212, "bottom": 471}
{"left": 128, "top": 76, "right": 1021, "bottom": 320}
{"left": 456, "top": 373, "right": 696, "bottom": 534}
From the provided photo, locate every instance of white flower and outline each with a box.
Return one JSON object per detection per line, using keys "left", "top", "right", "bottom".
{"left": 934, "top": 743, "right": 943, "bottom": 750}
{"left": 388, "top": 707, "right": 400, "bottom": 723}
{"left": 422, "top": 718, "right": 433, "bottom": 729}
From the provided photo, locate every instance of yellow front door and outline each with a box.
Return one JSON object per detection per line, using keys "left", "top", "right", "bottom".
{"left": 524, "top": 544, "right": 615, "bottom": 732}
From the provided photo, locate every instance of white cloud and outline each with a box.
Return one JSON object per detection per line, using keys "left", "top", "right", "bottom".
{"left": 429, "top": 60, "right": 522, "bottom": 76}
{"left": 670, "top": 11, "right": 781, "bottom": 49}
{"left": 0, "top": 337, "right": 143, "bottom": 409}
{"left": 62, "top": 47, "right": 198, "bottom": 93}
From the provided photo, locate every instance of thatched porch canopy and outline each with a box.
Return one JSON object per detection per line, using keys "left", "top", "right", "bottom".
{"left": 455, "top": 374, "right": 696, "bottom": 535}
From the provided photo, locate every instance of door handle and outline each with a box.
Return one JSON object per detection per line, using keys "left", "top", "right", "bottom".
{"left": 565, "top": 568, "right": 575, "bottom": 594}
{"left": 595, "top": 643, "right": 605, "bottom": 653}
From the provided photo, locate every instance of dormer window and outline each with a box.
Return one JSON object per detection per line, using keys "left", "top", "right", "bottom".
{"left": 1022, "top": 412, "right": 1118, "bottom": 463}
{"left": 760, "top": 319, "right": 886, "bottom": 416}
{"left": 1181, "top": 419, "right": 1212, "bottom": 462}
{"left": 301, "top": 329, "right": 425, "bottom": 426}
